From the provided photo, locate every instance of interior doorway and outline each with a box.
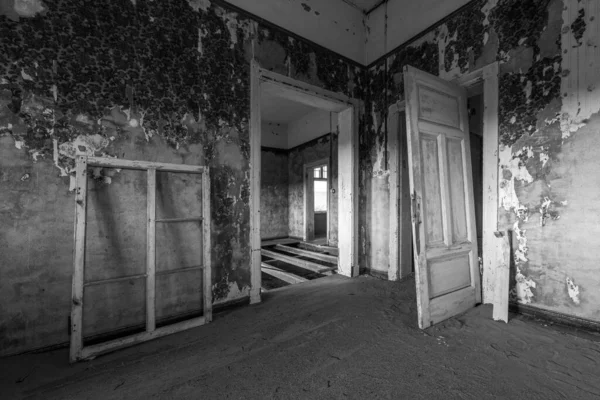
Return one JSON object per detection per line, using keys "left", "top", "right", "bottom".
{"left": 304, "top": 159, "right": 329, "bottom": 244}
{"left": 387, "top": 62, "right": 499, "bottom": 328}
{"left": 250, "top": 62, "right": 360, "bottom": 301}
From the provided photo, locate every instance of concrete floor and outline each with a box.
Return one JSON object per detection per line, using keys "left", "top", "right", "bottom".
{"left": 2, "top": 275, "right": 600, "bottom": 399}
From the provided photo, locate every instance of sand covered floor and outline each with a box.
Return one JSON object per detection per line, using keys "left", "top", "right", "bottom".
{"left": 2, "top": 275, "right": 600, "bottom": 399}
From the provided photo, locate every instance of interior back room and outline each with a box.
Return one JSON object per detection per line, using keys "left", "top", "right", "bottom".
{"left": 259, "top": 91, "right": 339, "bottom": 245}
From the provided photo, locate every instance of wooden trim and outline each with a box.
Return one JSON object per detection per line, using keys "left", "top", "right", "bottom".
{"left": 146, "top": 168, "right": 157, "bottom": 333}
{"left": 404, "top": 65, "right": 432, "bottom": 329}
{"left": 388, "top": 103, "right": 400, "bottom": 280}
{"left": 86, "top": 157, "right": 205, "bottom": 173}
{"left": 69, "top": 156, "right": 212, "bottom": 362}
{"left": 454, "top": 62, "right": 500, "bottom": 304}
{"left": 337, "top": 104, "right": 360, "bottom": 277}
{"left": 259, "top": 68, "right": 353, "bottom": 110}
{"left": 69, "top": 155, "right": 88, "bottom": 363}
{"left": 250, "top": 64, "right": 361, "bottom": 290}
{"left": 493, "top": 230, "right": 510, "bottom": 323}
{"left": 509, "top": 303, "right": 600, "bottom": 333}
{"left": 80, "top": 316, "right": 208, "bottom": 360}
{"left": 249, "top": 60, "right": 262, "bottom": 305}
{"left": 202, "top": 168, "right": 213, "bottom": 322}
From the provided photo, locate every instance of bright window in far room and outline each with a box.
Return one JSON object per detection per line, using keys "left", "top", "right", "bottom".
{"left": 313, "top": 165, "right": 328, "bottom": 212}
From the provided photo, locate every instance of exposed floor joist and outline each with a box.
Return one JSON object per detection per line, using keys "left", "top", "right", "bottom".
{"left": 261, "top": 262, "right": 308, "bottom": 285}
{"left": 297, "top": 241, "right": 339, "bottom": 256}
{"left": 261, "top": 248, "right": 335, "bottom": 275}
{"left": 275, "top": 244, "right": 338, "bottom": 264}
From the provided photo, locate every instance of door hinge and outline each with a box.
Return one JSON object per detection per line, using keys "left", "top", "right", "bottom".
{"left": 411, "top": 192, "right": 421, "bottom": 224}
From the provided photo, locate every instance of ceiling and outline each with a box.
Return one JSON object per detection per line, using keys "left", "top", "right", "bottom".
{"left": 344, "top": 0, "right": 383, "bottom": 13}
{"left": 261, "top": 88, "right": 318, "bottom": 124}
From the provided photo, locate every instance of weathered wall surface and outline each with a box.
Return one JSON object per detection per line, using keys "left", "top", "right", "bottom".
{"left": 0, "top": 0, "right": 364, "bottom": 356}
{"left": 260, "top": 148, "right": 289, "bottom": 239}
{"left": 362, "top": 0, "right": 600, "bottom": 322}
{"left": 288, "top": 134, "right": 337, "bottom": 240}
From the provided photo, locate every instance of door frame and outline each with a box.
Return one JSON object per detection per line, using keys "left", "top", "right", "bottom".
{"left": 250, "top": 61, "right": 361, "bottom": 304}
{"left": 388, "top": 62, "right": 499, "bottom": 303}
{"left": 304, "top": 158, "right": 329, "bottom": 242}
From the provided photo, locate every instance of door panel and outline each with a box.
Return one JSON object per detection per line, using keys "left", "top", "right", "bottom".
{"left": 420, "top": 135, "right": 444, "bottom": 246}
{"left": 404, "top": 65, "right": 480, "bottom": 329}
{"left": 446, "top": 138, "right": 468, "bottom": 243}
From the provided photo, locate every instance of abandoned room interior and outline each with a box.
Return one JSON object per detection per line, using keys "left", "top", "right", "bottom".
{"left": 1, "top": 0, "right": 600, "bottom": 398}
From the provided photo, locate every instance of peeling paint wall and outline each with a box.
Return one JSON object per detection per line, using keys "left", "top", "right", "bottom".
{"left": 261, "top": 148, "right": 289, "bottom": 239}
{"left": 363, "top": 0, "right": 600, "bottom": 323}
{"left": 0, "top": 0, "right": 363, "bottom": 356}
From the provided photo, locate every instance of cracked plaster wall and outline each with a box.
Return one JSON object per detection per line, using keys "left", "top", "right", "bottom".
{"left": 0, "top": 0, "right": 364, "bottom": 356}
{"left": 362, "top": 0, "right": 600, "bottom": 322}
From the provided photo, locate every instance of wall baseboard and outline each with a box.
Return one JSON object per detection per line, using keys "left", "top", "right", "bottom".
{"left": 509, "top": 302, "right": 600, "bottom": 333}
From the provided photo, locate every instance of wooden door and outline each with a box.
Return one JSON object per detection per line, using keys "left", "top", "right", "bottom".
{"left": 403, "top": 65, "right": 481, "bottom": 329}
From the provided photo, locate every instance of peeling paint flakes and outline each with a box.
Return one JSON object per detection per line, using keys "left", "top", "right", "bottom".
{"left": 53, "top": 138, "right": 68, "bottom": 177}
{"left": 513, "top": 222, "right": 528, "bottom": 262}
{"left": 215, "top": 8, "right": 257, "bottom": 48}
{"left": 524, "top": 80, "right": 532, "bottom": 104}
{"left": 499, "top": 145, "right": 534, "bottom": 211}
{"left": 59, "top": 134, "right": 110, "bottom": 159}
{"left": 539, "top": 152, "right": 549, "bottom": 167}
{"left": 539, "top": 197, "right": 552, "bottom": 226}
{"left": 566, "top": 277, "right": 580, "bottom": 305}
{"left": 481, "top": 0, "right": 499, "bottom": 27}
{"left": 21, "top": 69, "right": 34, "bottom": 81}
{"left": 515, "top": 267, "right": 536, "bottom": 304}
{"left": 187, "top": 0, "right": 211, "bottom": 12}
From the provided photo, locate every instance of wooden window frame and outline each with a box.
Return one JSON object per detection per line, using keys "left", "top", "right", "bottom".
{"left": 70, "top": 156, "right": 212, "bottom": 362}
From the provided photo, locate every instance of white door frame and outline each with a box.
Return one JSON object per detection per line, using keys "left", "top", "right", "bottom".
{"left": 388, "top": 62, "right": 499, "bottom": 303}
{"left": 304, "top": 158, "right": 329, "bottom": 242}
{"left": 250, "top": 61, "right": 361, "bottom": 304}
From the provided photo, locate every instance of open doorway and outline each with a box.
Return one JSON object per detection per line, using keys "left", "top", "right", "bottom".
{"left": 249, "top": 62, "right": 360, "bottom": 300}
{"left": 388, "top": 62, "right": 499, "bottom": 328}
{"left": 312, "top": 163, "right": 329, "bottom": 242}
{"left": 304, "top": 159, "right": 330, "bottom": 244}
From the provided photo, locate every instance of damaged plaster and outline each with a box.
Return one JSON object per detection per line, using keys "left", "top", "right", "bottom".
{"left": 362, "top": 0, "right": 600, "bottom": 320}
{"left": 566, "top": 277, "right": 580, "bottom": 305}
{"left": 0, "top": 0, "right": 364, "bottom": 356}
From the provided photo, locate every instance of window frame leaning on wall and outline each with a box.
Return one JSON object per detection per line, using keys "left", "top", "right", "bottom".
{"left": 70, "top": 156, "right": 212, "bottom": 362}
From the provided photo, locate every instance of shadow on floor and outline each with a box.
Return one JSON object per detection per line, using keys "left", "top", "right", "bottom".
{"left": 2, "top": 275, "right": 600, "bottom": 399}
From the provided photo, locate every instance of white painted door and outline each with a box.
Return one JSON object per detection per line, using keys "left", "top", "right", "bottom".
{"left": 403, "top": 65, "right": 481, "bottom": 329}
